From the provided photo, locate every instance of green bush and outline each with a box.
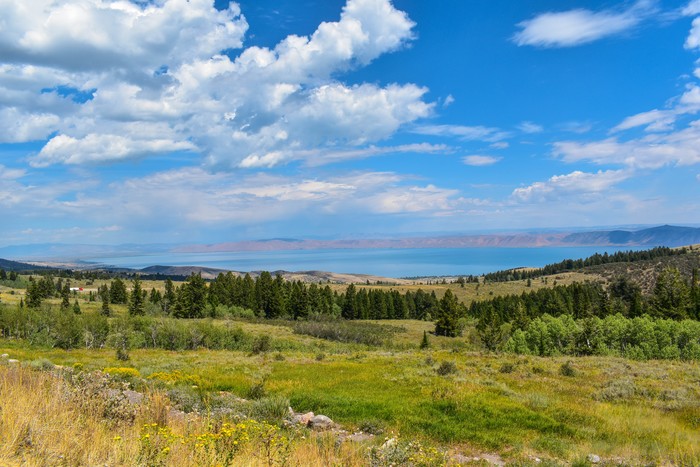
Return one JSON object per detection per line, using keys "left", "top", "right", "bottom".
{"left": 559, "top": 361, "right": 576, "bottom": 377}
{"left": 435, "top": 361, "right": 457, "bottom": 376}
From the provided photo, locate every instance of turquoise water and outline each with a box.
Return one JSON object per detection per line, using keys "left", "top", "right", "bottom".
{"left": 93, "top": 246, "right": 644, "bottom": 278}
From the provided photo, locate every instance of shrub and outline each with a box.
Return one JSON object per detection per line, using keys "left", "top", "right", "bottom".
{"left": 435, "top": 361, "right": 457, "bottom": 376}
{"left": 247, "top": 379, "right": 267, "bottom": 400}
{"left": 29, "top": 358, "right": 55, "bottom": 371}
{"left": 499, "top": 363, "right": 515, "bottom": 374}
{"left": 595, "top": 379, "right": 637, "bottom": 402}
{"left": 249, "top": 395, "right": 290, "bottom": 422}
{"left": 251, "top": 335, "right": 271, "bottom": 354}
{"left": 559, "top": 361, "right": 576, "bottom": 377}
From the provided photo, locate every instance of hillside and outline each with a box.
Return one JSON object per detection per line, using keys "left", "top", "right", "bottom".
{"left": 581, "top": 246, "right": 700, "bottom": 293}
{"left": 0, "top": 258, "right": 49, "bottom": 272}
{"left": 563, "top": 225, "right": 700, "bottom": 247}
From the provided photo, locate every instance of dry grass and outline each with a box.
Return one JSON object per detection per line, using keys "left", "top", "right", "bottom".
{"left": 0, "top": 364, "right": 369, "bottom": 466}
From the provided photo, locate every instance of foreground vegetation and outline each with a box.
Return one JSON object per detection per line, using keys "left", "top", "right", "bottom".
{"left": 0, "top": 246, "right": 699, "bottom": 465}
{"left": 1, "top": 333, "right": 699, "bottom": 466}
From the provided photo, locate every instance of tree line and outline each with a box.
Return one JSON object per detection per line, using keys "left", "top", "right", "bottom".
{"left": 482, "top": 246, "right": 686, "bottom": 282}
{"left": 471, "top": 267, "right": 700, "bottom": 350}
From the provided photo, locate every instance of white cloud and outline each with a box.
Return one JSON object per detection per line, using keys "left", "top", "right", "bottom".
{"left": 0, "top": 0, "right": 247, "bottom": 72}
{"left": 558, "top": 121, "right": 594, "bottom": 134}
{"left": 0, "top": 165, "right": 26, "bottom": 180}
{"left": 462, "top": 155, "right": 501, "bottom": 166}
{"left": 365, "top": 185, "right": 459, "bottom": 214}
{"left": 0, "top": 107, "right": 61, "bottom": 143}
{"left": 30, "top": 134, "right": 197, "bottom": 166}
{"left": 554, "top": 120, "right": 700, "bottom": 169}
{"left": 612, "top": 109, "right": 676, "bottom": 132}
{"left": 513, "top": 1, "right": 652, "bottom": 48}
{"left": 413, "top": 124, "right": 509, "bottom": 142}
{"left": 0, "top": 167, "right": 461, "bottom": 230}
{"left": 517, "top": 121, "right": 543, "bottom": 134}
{"left": 442, "top": 94, "right": 455, "bottom": 107}
{"left": 511, "top": 170, "right": 630, "bottom": 203}
{"left": 296, "top": 143, "right": 448, "bottom": 168}
{"left": 687, "top": 17, "right": 700, "bottom": 49}
{"left": 684, "top": 0, "right": 700, "bottom": 16}
{"left": 0, "top": 0, "right": 432, "bottom": 169}
{"left": 563, "top": 80, "right": 700, "bottom": 169}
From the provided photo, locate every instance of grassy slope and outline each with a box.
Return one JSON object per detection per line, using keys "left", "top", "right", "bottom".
{"left": 1, "top": 318, "right": 698, "bottom": 465}
{"left": 1, "top": 251, "right": 700, "bottom": 465}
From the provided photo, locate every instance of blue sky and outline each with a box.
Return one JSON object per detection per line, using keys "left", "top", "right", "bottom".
{"left": 2, "top": 0, "right": 700, "bottom": 246}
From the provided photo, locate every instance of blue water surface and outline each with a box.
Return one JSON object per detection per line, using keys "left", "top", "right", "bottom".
{"left": 93, "top": 246, "right": 644, "bottom": 278}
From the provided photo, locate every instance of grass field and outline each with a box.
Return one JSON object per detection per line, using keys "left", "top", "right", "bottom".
{"left": 0, "top": 316, "right": 698, "bottom": 466}
{"left": 1, "top": 268, "right": 698, "bottom": 466}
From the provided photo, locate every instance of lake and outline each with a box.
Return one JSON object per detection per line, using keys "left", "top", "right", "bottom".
{"left": 93, "top": 246, "right": 644, "bottom": 278}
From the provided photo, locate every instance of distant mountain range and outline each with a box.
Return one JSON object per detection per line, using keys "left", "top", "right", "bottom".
{"left": 176, "top": 225, "right": 700, "bottom": 253}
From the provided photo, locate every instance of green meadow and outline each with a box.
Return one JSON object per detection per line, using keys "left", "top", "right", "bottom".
{"left": 1, "top": 314, "right": 698, "bottom": 465}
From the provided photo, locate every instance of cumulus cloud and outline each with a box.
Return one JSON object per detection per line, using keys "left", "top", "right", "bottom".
{"left": 513, "top": 1, "right": 653, "bottom": 48}
{"left": 0, "top": 0, "right": 247, "bottom": 72}
{"left": 0, "top": 0, "right": 432, "bottom": 168}
{"left": 462, "top": 155, "right": 501, "bottom": 166}
{"left": 511, "top": 170, "right": 630, "bottom": 203}
{"left": 0, "top": 107, "right": 61, "bottom": 143}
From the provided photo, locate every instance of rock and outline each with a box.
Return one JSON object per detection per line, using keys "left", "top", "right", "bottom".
{"left": 292, "top": 411, "right": 315, "bottom": 426}
{"left": 382, "top": 437, "right": 397, "bottom": 449}
{"left": 123, "top": 390, "right": 144, "bottom": 405}
{"left": 310, "top": 414, "right": 333, "bottom": 429}
{"left": 479, "top": 453, "right": 505, "bottom": 466}
{"left": 345, "top": 432, "right": 374, "bottom": 443}
{"left": 587, "top": 454, "right": 601, "bottom": 464}
{"left": 1, "top": 353, "right": 8, "bottom": 358}
{"left": 7, "top": 359, "right": 19, "bottom": 364}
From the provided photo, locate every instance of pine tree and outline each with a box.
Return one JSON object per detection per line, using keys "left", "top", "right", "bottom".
{"left": 434, "top": 289, "right": 460, "bottom": 337}
{"left": 100, "top": 293, "right": 112, "bottom": 316}
{"left": 60, "top": 282, "right": 71, "bottom": 310}
{"left": 128, "top": 276, "right": 145, "bottom": 316}
{"left": 342, "top": 284, "right": 357, "bottom": 320}
{"left": 476, "top": 303, "right": 503, "bottom": 351}
{"left": 73, "top": 299, "right": 81, "bottom": 314}
{"left": 419, "top": 330, "right": 430, "bottom": 349}
{"left": 110, "top": 278, "right": 128, "bottom": 304}
{"left": 174, "top": 273, "right": 207, "bottom": 318}
{"left": 149, "top": 288, "right": 162, "bottom": 304}
{"left": 652, "top": 267, "right": 690, "bottom": 319}
{"left": 163, "top": 278, "right": 176, "bottom": 313}
{"left": 26, "top": 279, "right": 43, "bottom": 308}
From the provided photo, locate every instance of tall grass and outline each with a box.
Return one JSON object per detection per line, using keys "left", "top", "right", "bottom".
{"left": 0, "top": 364, "right": 367, "bottom": 466}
